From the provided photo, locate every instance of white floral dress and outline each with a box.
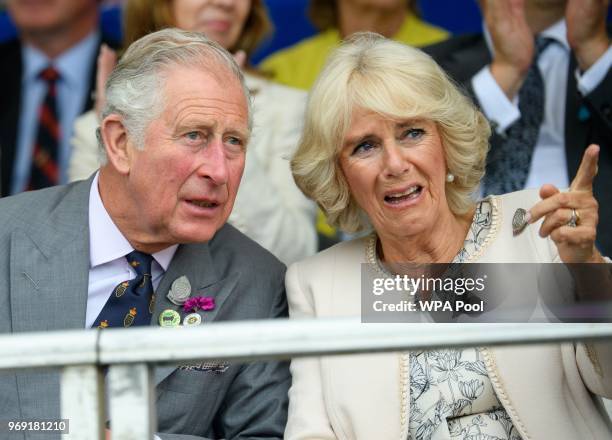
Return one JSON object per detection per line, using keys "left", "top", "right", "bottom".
{"left": 407, "top": 199, "right": 522, "bottom": 440}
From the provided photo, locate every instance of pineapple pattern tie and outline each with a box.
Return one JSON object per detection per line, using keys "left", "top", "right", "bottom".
{"left": 29, "top": 66, "right": 61, "bottom": 190}
{"left": 482, "top": 37, "right": 554, "bottom": 195}
{"left": 93, "top": 251, "right": 155, "bottom": 329}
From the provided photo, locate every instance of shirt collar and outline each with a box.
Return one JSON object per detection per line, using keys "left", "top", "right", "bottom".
{"left": 88, "top": 172, "right": 178, "bottom": 270}
{"left": 483, "top": 18, "right": 569, "bottom": 56}
{"left": 540, "top": 19, "right": 569, "bottom": 51}
{"left": 22, "top": 30, "right": 100, "bottom": 87}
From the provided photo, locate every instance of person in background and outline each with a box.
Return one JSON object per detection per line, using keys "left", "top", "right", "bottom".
{"left": 261, "top": 0, "right": 448, "bottom": 248}
{"left": 0, "top": 28, "right": 290, "bottom": 440}
{"left": 425, "top": 0, "right": 612, "bottom": 255}
{"left": 285, "top": 33, "right": 611, "bottom": 440}
{"left": 0, "top": 0, "right": 118, "bottom": 197}
{"left": 259, "top": 0, "right": 449, "bottom": 91}
{"left": 69, "top": 0, "right": 317, "bottom": 266}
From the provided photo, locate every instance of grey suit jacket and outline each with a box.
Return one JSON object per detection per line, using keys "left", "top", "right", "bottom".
{"left": 0, "top": 177, "right": 290, "bottom": 439}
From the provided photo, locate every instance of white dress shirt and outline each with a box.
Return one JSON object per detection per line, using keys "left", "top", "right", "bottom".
{"left": 11, "top": 31, "right": 100, "bottom": 194}
{"left": 472, "top": 19, "right": 612, "bottom": 190}
{"left": 86, "top": 173, "right": 177, "bottom": 328}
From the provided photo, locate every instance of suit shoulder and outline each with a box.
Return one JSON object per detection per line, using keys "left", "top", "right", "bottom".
{"left": 423, "top": 33, "right": 485, "bottom": 59}
{"left": 0, "top": 182, "right": 89, "bottom": 234}
{"left": 210, "top": 223, "right": 286, "bottom": 273}
{"left": 0, "top": 38, "right": 20, "bottom": 56}
{"left": 0, "top": 39, "right": 21, "bottom": 78}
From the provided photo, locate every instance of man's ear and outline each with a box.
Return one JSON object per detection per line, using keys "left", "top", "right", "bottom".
{"left": 100, "top": 114, "right": 132, "bottom": 174}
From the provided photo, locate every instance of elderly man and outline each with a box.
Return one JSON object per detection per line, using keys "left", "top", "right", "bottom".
{"left": 0, "top": 29, "right": 289, "bottom": 439}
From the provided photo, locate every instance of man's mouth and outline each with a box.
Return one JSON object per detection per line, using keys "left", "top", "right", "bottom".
{"left": 187, "top": 200, "right": 219, "bottom": 208}
{"left": 384, "top": 185, "right": 423, "bottom": 204}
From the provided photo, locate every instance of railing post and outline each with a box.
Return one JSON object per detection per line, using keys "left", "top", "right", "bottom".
{"left": 61, "top": 364, "right": 105, "bottom": 439}
{"left": 108, "top": 363, "right": 156, "bottom": 439}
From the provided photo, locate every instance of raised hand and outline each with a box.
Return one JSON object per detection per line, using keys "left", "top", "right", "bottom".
{"left": 95, "top": 44, "right": 118, "bottom": 120}
{"left": 529, "top": 144, "right": 604, "bottom": 263}
{"left": 233, "top": 50, "right": 247, "bottom": 69}
{"left": 484, "top": 0, "right": 534, "bottom": 99}
{"left": 566, "top": 0, "right": 611, "bottom": 71}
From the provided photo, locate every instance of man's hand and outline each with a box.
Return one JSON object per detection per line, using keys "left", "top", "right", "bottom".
{"left": 485, "top": 0, "right": 534, "bottom": 99}
{"left": 566, "top": 0, "right": 611, "bottom": 71}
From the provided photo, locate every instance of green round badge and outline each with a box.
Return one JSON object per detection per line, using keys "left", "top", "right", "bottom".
{"left": 159, "top": 309, "right": 181, "bottom": 328}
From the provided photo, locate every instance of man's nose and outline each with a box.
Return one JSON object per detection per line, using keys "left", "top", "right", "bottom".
{"left": 197, "top": 138, "right": 229, "bottom": 185}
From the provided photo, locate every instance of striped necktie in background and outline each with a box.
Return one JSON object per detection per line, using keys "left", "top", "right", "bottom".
{"left": 28, "top": 65, "right": 61, "bottom": 190}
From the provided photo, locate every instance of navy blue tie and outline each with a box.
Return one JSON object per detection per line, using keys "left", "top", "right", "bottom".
{"left": 93, "top": 251, "right": 155, "bottom": 329}
{"left": 483, "top": 37, "right": 554, "bottom": 195}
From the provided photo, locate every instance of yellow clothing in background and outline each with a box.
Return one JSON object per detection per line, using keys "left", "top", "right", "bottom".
{"left": 260, "top": 14, "right": 449, "bottom": 90}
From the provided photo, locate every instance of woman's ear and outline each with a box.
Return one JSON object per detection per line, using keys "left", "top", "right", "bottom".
{"left": 100, "top": 114, "right": 132, "bottom": 174}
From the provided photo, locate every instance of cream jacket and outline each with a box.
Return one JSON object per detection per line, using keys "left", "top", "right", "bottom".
{"left": 69, "top": 73, "right": 317, "bottom": 266}
{"left": 285, "top": 190, "right": 612, "bottom": 440}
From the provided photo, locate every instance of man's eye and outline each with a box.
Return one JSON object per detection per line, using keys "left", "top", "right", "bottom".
{"left": 352, "top": 140, "right": 375, "bottom": 155}
{"left": 226, "top": 136, "right": 243, "bottom": 146}
{"left": 402, "top": 128, "right": 425, "bottom": 140}
{"left": 185, "top": 131, "right": 203, "bottom": 141}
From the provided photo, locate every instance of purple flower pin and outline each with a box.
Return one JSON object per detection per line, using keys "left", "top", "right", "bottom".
{"left": 183, "top": 296, "right": 216, "bottom": 313}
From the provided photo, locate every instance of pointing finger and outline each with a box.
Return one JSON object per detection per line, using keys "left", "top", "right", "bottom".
{"left": 570, "top": 144, "right": 599, "bottom": 192}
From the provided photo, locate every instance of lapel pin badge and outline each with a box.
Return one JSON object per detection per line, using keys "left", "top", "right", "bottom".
{"left": 159, "top": 309, "right": 181, "bottom": 328}
{"left": 167, "top": 275, "right": 192, "bottom": 305}
{"left": 512, "top": 208, "right": 531, "bottom": 236}
{"left": 183, "top": 313, "right": 202, "bottom": 326}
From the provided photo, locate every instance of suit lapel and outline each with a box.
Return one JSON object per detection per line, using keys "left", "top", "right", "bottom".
{"left": 564, "top": 53, "right": 586, "bottom": 179}
{"left": 9, "top": 180, "right": 91, "bottom": 333}
{"left": 153, "top": 242, "right": 240, "bottom": 385}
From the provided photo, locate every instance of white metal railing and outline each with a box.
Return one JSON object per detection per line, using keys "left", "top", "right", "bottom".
{"left": 1, "top": 318, "right": 611, "bottom": 439}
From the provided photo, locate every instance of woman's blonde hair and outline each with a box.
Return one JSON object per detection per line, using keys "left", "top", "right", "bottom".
{"left": 308, "top": 0, "right": 416, "bottom": 31}
{"left": 291, "top": 32, "right": 491, "bottom": 233}
{"left": 123, "top": 0, "right": 272, "bottom": 56}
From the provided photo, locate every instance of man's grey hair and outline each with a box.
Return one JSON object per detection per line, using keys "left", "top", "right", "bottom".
{"left": 97, "top": 28, "right": 252, "bottom": 162}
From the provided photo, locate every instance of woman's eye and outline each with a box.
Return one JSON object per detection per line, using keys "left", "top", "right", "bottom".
{"left": 352, "top": 140, "right": 375, "bottom": 155}
{"left": 403, "top": 128, "right": 425, "bottom": 140}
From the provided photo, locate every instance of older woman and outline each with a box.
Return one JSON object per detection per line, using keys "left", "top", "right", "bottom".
{"left": 69, "top": 0, "right": 317, "bottom": 265}
{"left": 286, "top": 33, "right": 611, "bottom": 440}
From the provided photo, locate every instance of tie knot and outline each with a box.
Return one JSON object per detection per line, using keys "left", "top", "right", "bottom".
{"left": 126, "top": 251, "right": 153, "bottom": 277}
{"left": 39, "top": 66, "right": 60, "bottom": 83}
{"left": 534, "top": 36, "right": 554, "bottom": 58}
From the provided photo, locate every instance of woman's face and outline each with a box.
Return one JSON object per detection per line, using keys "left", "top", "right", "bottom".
{"left": 339, "top": 108, "right": 450, "bottom": 240}
{"left": 172, "top": 0, "right": 251, "bottom": 50}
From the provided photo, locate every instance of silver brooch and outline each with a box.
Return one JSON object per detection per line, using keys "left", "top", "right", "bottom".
{"left": 167, "top": 275, "right": 192, "bottom": 305}
{"left": 512, "top": 208, "right": 530, "bottom": 235}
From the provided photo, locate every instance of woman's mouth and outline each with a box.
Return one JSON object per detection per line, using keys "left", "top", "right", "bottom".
{"left": 384, "top": 185, "right": 423, "bottom": 204}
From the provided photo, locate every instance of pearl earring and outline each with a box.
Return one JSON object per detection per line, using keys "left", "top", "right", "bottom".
{"left": 446, "top": 172, "right": 455, "bottom": 183}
